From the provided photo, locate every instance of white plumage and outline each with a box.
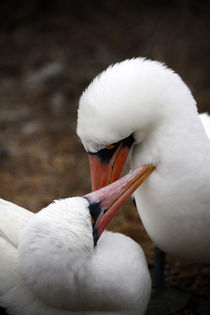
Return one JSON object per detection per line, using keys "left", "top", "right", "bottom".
{"left": 77, "top": 58, "right": 210, "bottom": 262}
{"left": 0, "top": 196, "right": 151, "bottom": 315}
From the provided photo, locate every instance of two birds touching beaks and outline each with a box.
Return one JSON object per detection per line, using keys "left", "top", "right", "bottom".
{"left": 1, "top": 58, "right": 210, "bottom": 315}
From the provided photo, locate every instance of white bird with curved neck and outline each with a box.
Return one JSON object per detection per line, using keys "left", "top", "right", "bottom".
{"left": 77, "top": 58, "right": 210, "bottom": 262}
{"left": 0, "top": 167, "right": 151, "bottom": 315}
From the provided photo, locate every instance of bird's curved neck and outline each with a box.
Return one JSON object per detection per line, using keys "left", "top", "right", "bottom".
{"left": 132, "top": 107, "right": 210, "bottom": 171}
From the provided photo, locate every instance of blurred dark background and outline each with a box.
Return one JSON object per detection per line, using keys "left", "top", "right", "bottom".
{"left": 0, "top": 1, "right": 210, "bottom": 314}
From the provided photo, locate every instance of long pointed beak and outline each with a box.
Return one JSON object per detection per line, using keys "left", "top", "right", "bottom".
{"left": 89, "top": 135, "right": 134, "bottom": 191}
{"left": 89, "top": 145, "right": 130, "bottom": 191}
{"left": 84, "top": 165, "right": 155, "bottom": 245}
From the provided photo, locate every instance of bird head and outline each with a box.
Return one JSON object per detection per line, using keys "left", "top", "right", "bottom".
{"left": 77, "top": 58, "right": 196, "bottom": 191}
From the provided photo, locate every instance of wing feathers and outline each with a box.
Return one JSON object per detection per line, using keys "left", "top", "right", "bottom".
{"left": 0, "top": 198, "right": 32, "bottom": 247}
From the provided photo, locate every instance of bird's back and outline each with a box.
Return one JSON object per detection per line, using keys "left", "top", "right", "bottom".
{"left": 0, "top": 198, "right": 32, "bottom": 247}
{"left": 0, "top": 198, "right": 70, "bottom": 315}
{"left": 0, "top": 198, "right": 149, "bottom": 315}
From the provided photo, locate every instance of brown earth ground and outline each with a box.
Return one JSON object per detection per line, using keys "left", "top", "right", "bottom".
{"left": 0, "top": 1, "right": 210, "bottom": 314}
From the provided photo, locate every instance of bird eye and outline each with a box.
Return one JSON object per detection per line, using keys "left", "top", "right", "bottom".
{"left": 106, "top": 144, "right": 115, "bottom": 150}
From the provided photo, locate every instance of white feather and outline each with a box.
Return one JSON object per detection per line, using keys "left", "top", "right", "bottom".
{"left": 0, "top": 198, "right": 32, "bottom": 247}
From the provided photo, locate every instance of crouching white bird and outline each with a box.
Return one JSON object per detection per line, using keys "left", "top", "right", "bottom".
{"left": 0, "top": 166, "right": 152, "bottom": 315}
{"left": 77, "top": 57, "right": 210, "bottom": 263}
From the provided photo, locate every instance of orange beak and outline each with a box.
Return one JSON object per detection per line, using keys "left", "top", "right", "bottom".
{"left": 89, "top": 135, "right": 134, "bottom": 191}
{"left": 85, "top": 165, "right": 155, "bottom": 245}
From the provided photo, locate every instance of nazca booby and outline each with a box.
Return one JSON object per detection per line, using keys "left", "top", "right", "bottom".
{"left": 0, "top": 166, "right": 152, "bottom": 315}
{"left": 77, "top": 58, "right": 210, "bottom": 262}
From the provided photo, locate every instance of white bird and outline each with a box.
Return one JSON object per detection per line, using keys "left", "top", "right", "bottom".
{"left": 0, "top": 167, "right": 151, "bottom": 315}
{"left": 77, "top": 57, "right": 210, "bottom": 263}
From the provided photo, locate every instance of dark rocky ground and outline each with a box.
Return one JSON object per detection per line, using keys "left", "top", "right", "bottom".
{"left": 0, "top": 1, "right": 210, "bottom": 314}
